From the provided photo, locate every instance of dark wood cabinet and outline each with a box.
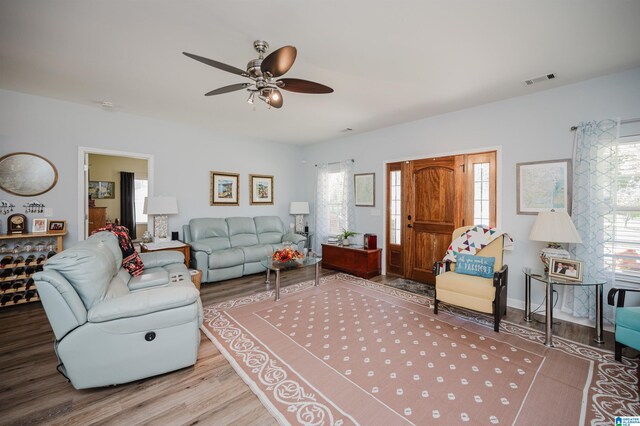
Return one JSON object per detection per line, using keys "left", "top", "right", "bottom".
{"left": 88, "top": 207, "right": 106, "bottom": 235}
{"left": 321, "top": 244, "right": 382, "bottom": 279}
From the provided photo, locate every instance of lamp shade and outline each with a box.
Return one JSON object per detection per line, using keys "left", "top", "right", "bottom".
{"left": 143, "top": 196, "right": 178, "bottom": 215}
{"left": 529, "top": 211, "right": 582, "bottom": 244}
{"left": 289, "top": 201, "right": 310, "bottom": 215}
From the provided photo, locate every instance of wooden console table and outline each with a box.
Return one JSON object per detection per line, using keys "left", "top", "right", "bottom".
{"left": 321, "top": 244, "right": 382, "bottom": 279}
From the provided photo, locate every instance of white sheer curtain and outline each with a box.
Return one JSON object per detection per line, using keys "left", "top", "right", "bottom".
{"left": 314, "top": 160, "right": 356, "bottom": 254}
{"left": 564, "top": 119, "right": 620, "bottom": 324}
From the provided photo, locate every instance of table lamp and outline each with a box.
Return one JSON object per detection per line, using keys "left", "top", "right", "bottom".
{"left": 289, "top": 202, "right": 309, "bottom": 233}
{"left": 529, "top": 210, "right": 582, "bottom": 270}
{"left": 144, "top": 196, "right": 178, "bottom": 242}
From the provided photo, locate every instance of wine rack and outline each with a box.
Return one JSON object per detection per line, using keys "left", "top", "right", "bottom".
{"left": 0, "top": 232, "right": 66, "bottom": 308}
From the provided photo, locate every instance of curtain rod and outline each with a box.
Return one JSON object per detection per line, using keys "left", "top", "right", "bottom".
{"left": 570, "top": 117, "right": 640, "bottom": 131}
{"left": 315, "top": 159, "right": 355, "bottom": 167}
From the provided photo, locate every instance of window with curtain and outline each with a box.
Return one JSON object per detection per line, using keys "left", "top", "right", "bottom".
{"left": 134, "top": 179, "right": 148, "bottom": 224}
{"left": 603, "top": 138, "right": 640, "bottom": 282}
{"left": 314, "top": 160, "right": 356, "bottom": 253}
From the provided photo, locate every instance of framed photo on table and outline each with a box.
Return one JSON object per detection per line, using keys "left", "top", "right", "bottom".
{"left": 355, "top": 173, "right": 375, "bottom": 207}
{"left": 249, "top": 174, "right": 274, "bottom": 205}
{"left": 48, "top": 220, "right": 66, "bottom": 233}
{"left": 516, "top": 159, "right": 572, "bottom": 214}
{"left": 210, "top": 171, "right": 239, "bottom": 206}
{"left": 32, "top": 218, "right": 47, "bottom": 233}
{"left": 549, "top": 257, "right": 583, "bottom": 282}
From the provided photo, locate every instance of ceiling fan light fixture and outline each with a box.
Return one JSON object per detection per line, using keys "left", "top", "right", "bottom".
{"left": 247, "top": 92, "right": 255, "bottom": 104}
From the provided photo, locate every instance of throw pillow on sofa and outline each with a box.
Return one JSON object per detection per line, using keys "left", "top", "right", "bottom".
{"left": 92, "top": 224, "right": 144, "bottom": 276}
{"left": 455, "top": 253, "right": 495, "bottom": 279}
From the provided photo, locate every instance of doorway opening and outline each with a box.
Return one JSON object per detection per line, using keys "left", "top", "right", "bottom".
{"left": 77, "top": 147, "right": 154, "bottom": 241}
{"left": 385, "top": 150, "right": 497, "bottom": 283}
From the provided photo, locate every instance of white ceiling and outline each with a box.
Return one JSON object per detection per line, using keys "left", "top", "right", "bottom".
{"left": 1, "top": 1, "right": 640, "bottom": 145}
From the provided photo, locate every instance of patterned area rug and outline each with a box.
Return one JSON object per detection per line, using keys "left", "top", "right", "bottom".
{"left": 202, "top": 274, "right": 638, "bottom": 425}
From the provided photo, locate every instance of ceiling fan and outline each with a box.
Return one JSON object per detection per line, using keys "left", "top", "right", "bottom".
{"left": 183, "top": 40, "right": 333, "bottom": 109}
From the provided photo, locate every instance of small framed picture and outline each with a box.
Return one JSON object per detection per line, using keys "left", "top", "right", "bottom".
{"left": 250, "top": 174, "right": 274, "bottom": 205}
{"left": 32, "top": 218, "right": 47, "bottom": 233}
{"left": 48, "top": 220, "right": 66, "bottom": 234}
{"left": 88, "top": 181, "right": 115, "bottom": 199}
{"left": 355, "top": 173, "right": 375, "bottom": 207}
{"left": 210, "top": 171, "right": 239, "bottom": 206}
{"left": 549, "top": 257, "right": 583, "bottom": 282}
{"left": 516, "top": 159, "right": 572, "bottom": 215}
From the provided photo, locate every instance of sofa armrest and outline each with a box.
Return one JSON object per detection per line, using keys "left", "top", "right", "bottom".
{"left": 283, "top": 232, "right": 306, "bottom": 245}
{"left": 139, "top": 251, "right": 184, "bottom": 268}
{"left": 493, "top": 264, "right": 508, "bottom": 288}
{"left": 88, "top": 286, "right": 200, "bottom": 323}
{"left": 608, "top": 287, "right": 640, "bottom": 307}
{"left": 190, "top": 241, "right": 213, "bottom": 255}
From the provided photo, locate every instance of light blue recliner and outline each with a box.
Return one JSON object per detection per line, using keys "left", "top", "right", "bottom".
{"left": 608, "top": 287, "right": 640, "bottom": 393}
{"left": 184, "top": 216, "right": 306, "bottom": 283}
{"left": 34, "top": 231, "right": 203, "bottom": 389}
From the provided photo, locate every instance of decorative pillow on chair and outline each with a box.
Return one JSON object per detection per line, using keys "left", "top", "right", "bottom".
{"left": 455, "top": 253, "right": 495, "bottom": 279}
{"left": 91, "top": 224, "right": 144, "bottom": 276}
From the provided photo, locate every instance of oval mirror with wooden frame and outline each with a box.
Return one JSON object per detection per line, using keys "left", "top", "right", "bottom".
{"left": 0, "top": 152, "right": 58, "bottom": 196}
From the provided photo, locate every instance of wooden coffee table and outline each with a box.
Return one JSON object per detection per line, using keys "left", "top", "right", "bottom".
{"left": 260, "top": 255, "right": 322, "bottom": 301}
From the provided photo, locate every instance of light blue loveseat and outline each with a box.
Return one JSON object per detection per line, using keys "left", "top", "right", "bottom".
{"left": 34, "top": 231, "right": 203, "bottom": 389}
{"left": 183, "top": 216, "right": 306, "bottom": 283}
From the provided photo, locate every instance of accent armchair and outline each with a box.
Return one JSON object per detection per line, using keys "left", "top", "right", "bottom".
{"left": 608, "top": 287, "right": 640, "bottom": 360}
{"left": 433, "top": 226, "right": 509, "bottom": 332}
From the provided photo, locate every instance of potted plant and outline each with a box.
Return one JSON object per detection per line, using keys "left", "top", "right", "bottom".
{"left": 338, "top": 229, "right": 359, "bottom": 246}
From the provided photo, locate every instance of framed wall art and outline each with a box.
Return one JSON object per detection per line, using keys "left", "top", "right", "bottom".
{"left": 88, "top": 181, "right": 115, "bottom": 199}
{"left": 516, "top": 159, "right": 572, "bottom": 214}
{"left": 210, "top": 171, "right": 239, "bottom": 206}
{"left": 250, "top": 174, "right": 274, "bottom": 205}
{"left": 0, "top": 152, "right": 58, "bottom": 196}
{"left": 355, "top": 173, "right": 375, "bottom": 207}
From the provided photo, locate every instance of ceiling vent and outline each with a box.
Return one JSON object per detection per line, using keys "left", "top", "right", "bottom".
{"left": 523, "top": 73, "right": 556, "bottom": 86}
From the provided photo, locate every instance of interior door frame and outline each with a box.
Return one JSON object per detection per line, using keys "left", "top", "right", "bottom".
{"left": 77, "top": 147, "right": 154, "bottom": 241}
{"left": 380, "top": 145, "right": 502, "bottom": 276}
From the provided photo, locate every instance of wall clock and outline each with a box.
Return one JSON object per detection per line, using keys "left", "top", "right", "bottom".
{"left": 7, "top": 213, "right": 27, "bottom": 234}
{"left": 0, "top": 152, "right": 58, "bottom": 196}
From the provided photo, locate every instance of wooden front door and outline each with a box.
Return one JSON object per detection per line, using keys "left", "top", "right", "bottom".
{"left": 404, "top": 156, "right": 465, "bottom": 283}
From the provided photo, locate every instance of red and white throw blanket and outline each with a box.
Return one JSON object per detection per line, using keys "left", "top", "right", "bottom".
{"left": 443, "top": 225, "right": 514, "bottom": 263}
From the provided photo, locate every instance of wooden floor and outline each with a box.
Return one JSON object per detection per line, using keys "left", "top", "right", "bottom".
{"left": 0, "top": 268, "right": 618, "bottom": 425}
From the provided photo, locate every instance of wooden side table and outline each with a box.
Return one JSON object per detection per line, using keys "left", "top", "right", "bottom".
{"left": 321, "top": 244, "right": 382, "bottom": 279}
{"left": 140, "top": 242, "right": 190, "bottom": 268}
{"left": 189, "top": 269, "right": 202, "bottom": 290}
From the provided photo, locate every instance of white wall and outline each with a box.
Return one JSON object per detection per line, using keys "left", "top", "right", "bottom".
{"left": 0, "top": 89, "right": 305, "bottom": 244}
{"left": 301, "top": 67, "right": 640, "bottom": 310}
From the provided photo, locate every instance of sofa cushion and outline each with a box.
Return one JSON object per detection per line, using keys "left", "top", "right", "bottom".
{"left": 208, "top": 248, "right": 245, "bottom": 269}
{"left": 436, "top": 271, "right": 495, "bottom": 301}
{"left": 455, "top": 254, "right": 495, "bottom": 278}
{"left": 227, "top": 217, "right": 259, "bottom": 247}
{"left": 128, "top": 268, "right": 169, "bottom": 291}
{"left": 90, "top": 231, "right": 123, "bottom": 266}
{"left": 92, "top": 225, "right": 144, "bottom": 276}
{"left": 44, "top": 240, "right": 117, "bottom": 309}
{"left": 255, "top": 216, "right": 285, "bottom": 245}
{"left": 189, "top": 218, "right": 230, "bottom": 243}
{"left": 241, "top": 244, "right": 274, "bottom": 263}
{"left": 191, "top": 237, "right": 230, "bottom": 253}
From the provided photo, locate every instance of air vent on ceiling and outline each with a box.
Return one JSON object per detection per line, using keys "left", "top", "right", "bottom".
{"left": 523, "top": 73, "right": 556, "bottom": 86}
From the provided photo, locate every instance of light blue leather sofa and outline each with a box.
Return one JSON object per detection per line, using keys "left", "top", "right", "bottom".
{"left": 34, "top": 231, "right": 203, "bottom": 389}
{"left": 183, "top": 216, "right": 306, "bottom": 283}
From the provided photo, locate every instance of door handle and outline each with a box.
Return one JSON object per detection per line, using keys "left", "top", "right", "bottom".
{"left": 407, "top": 224, "right": 413, "bottom": 228}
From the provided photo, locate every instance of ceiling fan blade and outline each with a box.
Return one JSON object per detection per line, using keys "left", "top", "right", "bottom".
{"left": 183, "top": 52, "right": 248, "bottom": 77}
{"left": 261, "top": 46, "right": 297, "bottom": 77}
{"left": 205, "top": 83, "right": 251, "bottom": 96}
{"left": 276, "top": 78, "right": 334, "bottom": 94}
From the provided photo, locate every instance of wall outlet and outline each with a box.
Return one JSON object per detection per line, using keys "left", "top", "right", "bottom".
{"left": 44, "top": 208, "right": 53, "bottom": 217}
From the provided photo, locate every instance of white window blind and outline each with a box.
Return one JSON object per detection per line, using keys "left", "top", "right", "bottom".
{"left": 134, "top": 179, "right": 148, "bottom": 224}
